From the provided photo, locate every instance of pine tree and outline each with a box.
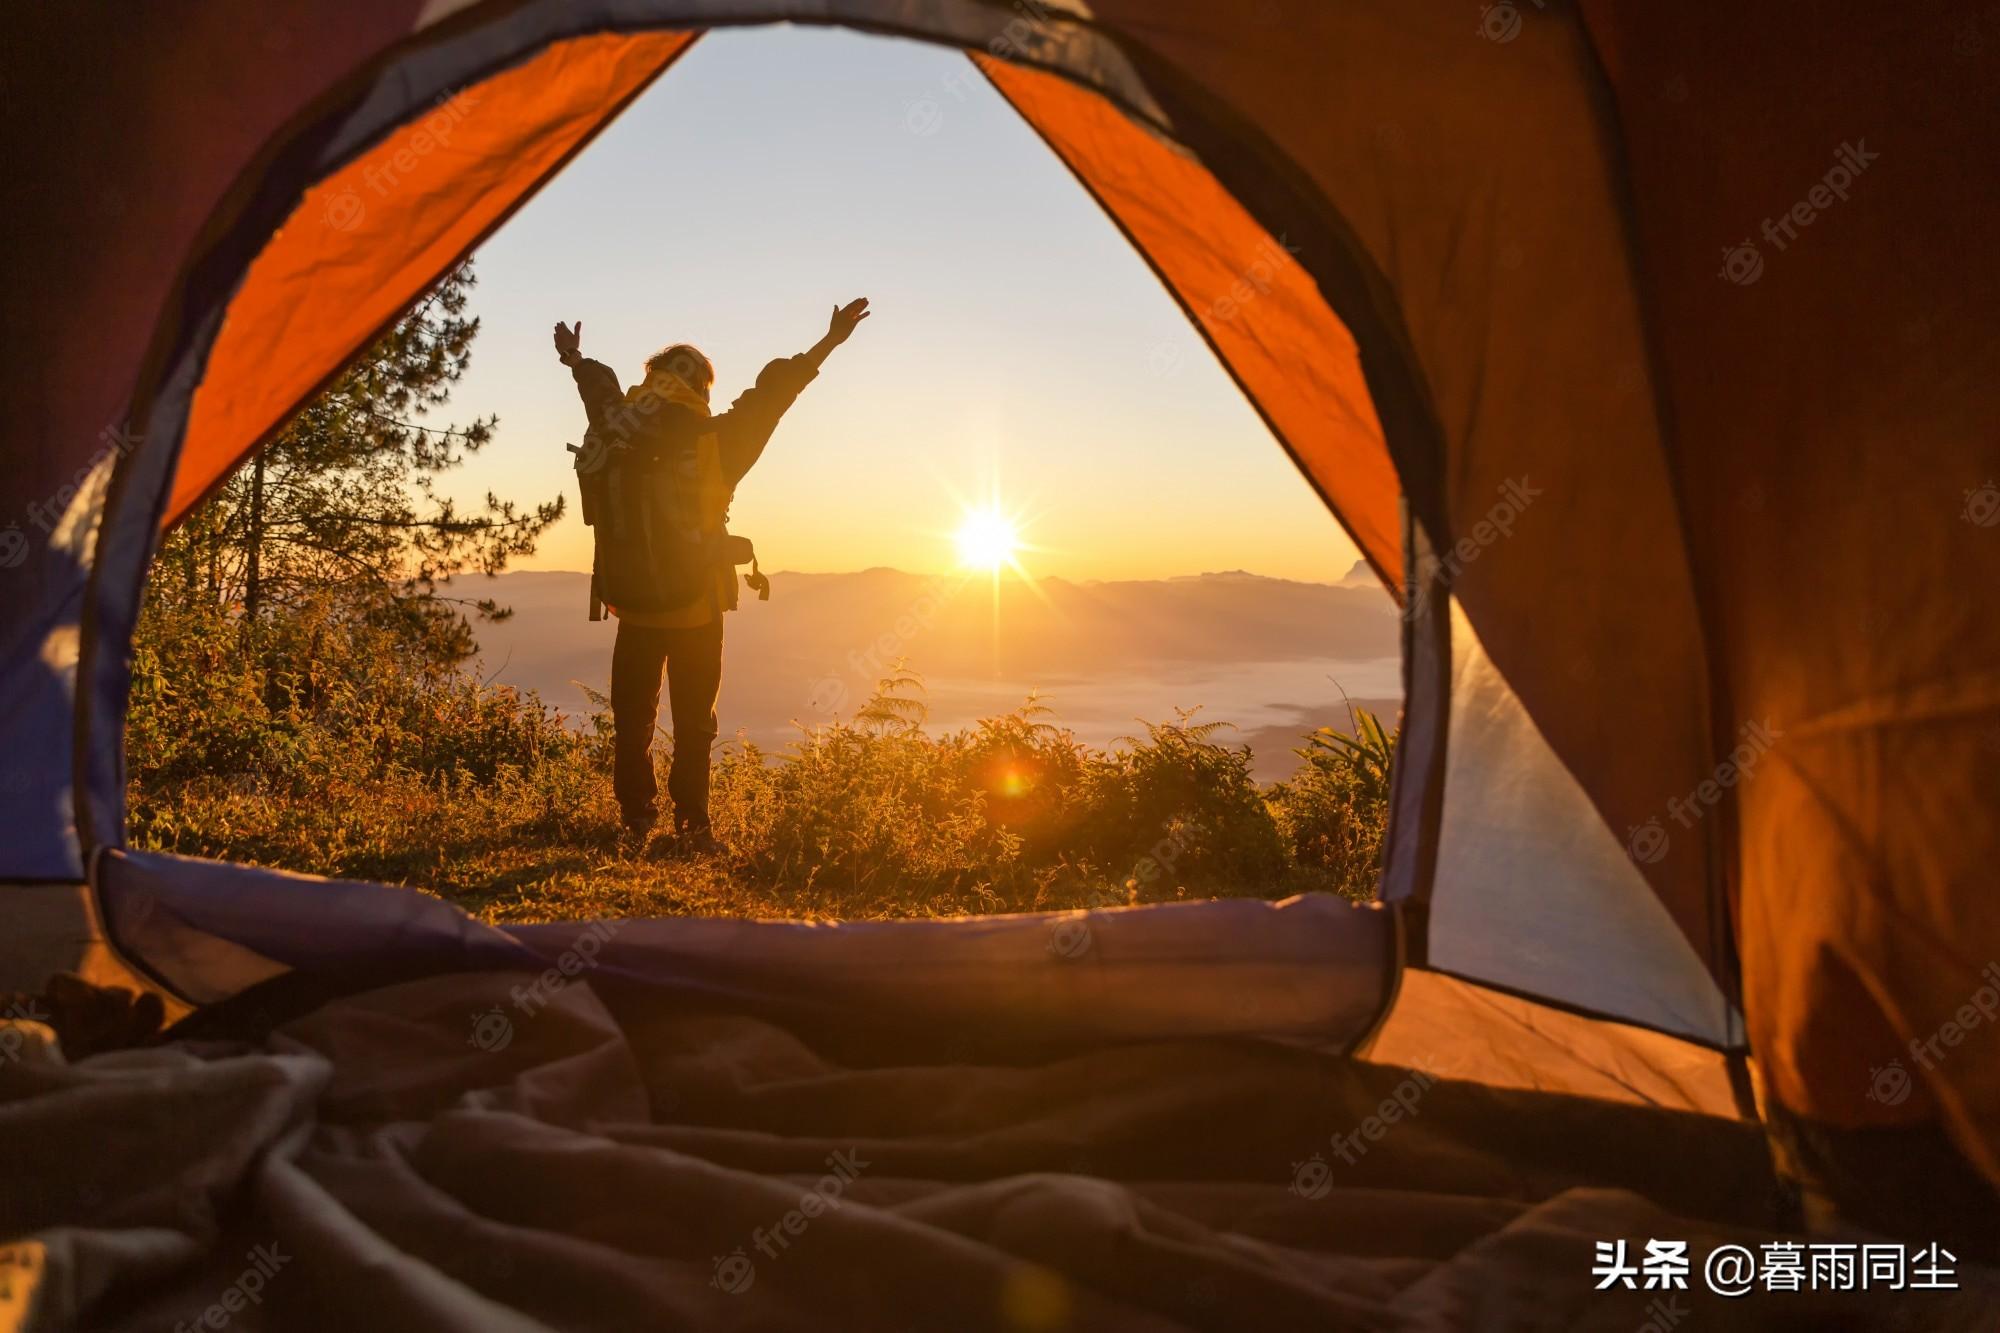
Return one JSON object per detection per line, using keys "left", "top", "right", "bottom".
{"left": 154, "top": 262, "right": 558, "bottom": 667}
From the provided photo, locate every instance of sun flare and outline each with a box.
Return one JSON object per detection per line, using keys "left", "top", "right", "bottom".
{"left": 954, "top": 508, "right": 1020, "bottom": 572}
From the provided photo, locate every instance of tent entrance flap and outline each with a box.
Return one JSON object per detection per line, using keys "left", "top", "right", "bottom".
{"left": 99, "top": 849, "right": 1395, "bottom": 1050}
{"left": 104, "top": 4, "right": 1688, "bottom": 1059}
{"left": 167, "top": 29, "right": 698, "bottom": 529}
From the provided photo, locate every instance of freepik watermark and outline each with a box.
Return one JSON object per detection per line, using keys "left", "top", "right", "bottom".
{"left": 321, "top": 88, "right": 480, "bottom": 231}
{"left": 568, "top": 347, "right": 713, "bottom": 484}
{"left": 1865, "top": 962, "right": 2000, "bottom": 1109}
{"left": 1404, "top": 476, "right": 1543, "bottom": 622}
{"left": 467, "top": 919, "right": 620, "bottom": 1052}
{"left": 1717, "top": 139, "right": 1880, "bottom": 286}
{"left": 1475, "top": 0, "right": 1546, "bottom": 44}
{"left": 1903, "top": 960, "right": 2000, "bottom": 1079}
{"left": 171, "top": 1243, "right": 292, "bottom": 1332}
{"left": 903, "top": 0, "right": 1058, "bottom": 135}
{"left": 1963, "top": 480, "right": 2000, "bottom": 528}
{"left": 1866, "top": 1058, "right": 1915, "bottom": 1107}
{"left": 1291, "top": 1066, "right": 1442, "bottom": 1194}
{"left": 1664, "top": 719, "right": 1782, "bottom": 830}
{"left": 1047, "top": 820, "right": 1196, "bottom": 960}
{"left": 1633, "top": 1295, "right": 1689, "bottom": 1332}
{"left": 1329, "top": 1066, "right": 1438, "bottom": 1166}
{"left": 711, "top": 1149, "right": 872, "bottom": 1294}
{"left": 1045, "top": 884, "right": 1129, "bottom": 961}
{"left": 2, "top": 420, "right": 145, "bottom": 573}
{"left": 807, "top": 573, "right": 970, "bottom": 716}
{"left": 1126, "top": 823, "right": 1189, "bottom": 898}
{"left": 0, "top": 1000, "right": 54, "bottom": 1064}
{"left": 1624, "top": 719, "right": 1782, "bottom": 865}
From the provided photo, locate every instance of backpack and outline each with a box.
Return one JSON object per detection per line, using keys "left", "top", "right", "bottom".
{"left": 568, "top": 416, "right": 767, "bottom": 622}
{"left": 567, "top": 426, "right": 617, "bottom": 620}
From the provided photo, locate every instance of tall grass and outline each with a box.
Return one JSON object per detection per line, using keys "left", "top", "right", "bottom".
{"left": 126, "top": 597, "right": 1393, "bottom": 924}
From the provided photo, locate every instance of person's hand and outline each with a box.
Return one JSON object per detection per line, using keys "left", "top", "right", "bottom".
{"left": 553, "top": 320, "right": 583, "bottom": 364}
{"left": 826, "top": 298, "right": 870, "bottom": 345}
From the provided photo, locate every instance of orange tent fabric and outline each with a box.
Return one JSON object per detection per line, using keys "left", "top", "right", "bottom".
{"left": 1582, "top": 1, "right": 2000, "bottom": 1180}
{"left": 974, "top": 55, "right": 1401, "bottom": 589}
{"left": 168, "top": 31, "right": 694, "bottom": 526}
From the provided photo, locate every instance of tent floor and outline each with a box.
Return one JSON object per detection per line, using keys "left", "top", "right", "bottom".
{"left": 4, "top": 965, "right": 1995, "bottom": 1331}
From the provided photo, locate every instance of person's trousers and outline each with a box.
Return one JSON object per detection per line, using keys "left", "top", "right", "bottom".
{"left": 609, "top": 617, "right": 724, "bottom": 833}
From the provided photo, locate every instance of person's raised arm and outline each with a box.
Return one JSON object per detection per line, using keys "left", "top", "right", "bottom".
{"left": 553, "top": 319, "right": 624, "bottom": 425}
{"left": 553, "top": 319, "right": 583, "bottom": 366}
{"left": 802, "top": 298, "right": 870, "bottom": 370}
{"left": 716, "top": 298, "right": 871, "bottom": 485}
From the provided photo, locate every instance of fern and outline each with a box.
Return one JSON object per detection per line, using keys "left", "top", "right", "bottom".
{"left": 852, "top": 659, "right": 930, "bottom": 735}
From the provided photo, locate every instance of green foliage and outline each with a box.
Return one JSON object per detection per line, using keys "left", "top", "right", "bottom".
{"left": 128, "top": 258, "right": 600, "bottom": 892}
{"left": 127, "top": 642, "right": 1396, "bottom": 921}
{"left": 1299, "top": 705, "right": 1394, "bottom": 803}
{"left": 152, "top": 262, "right": 561, "bottom": 668}
{"left": 850, "top": 662, "right": 930, "bottom": 735}
{"left": 1267, "top": 706, "right": 1398, "bottom": 898}
{"left": 1076, "top": 709, "right": 1288, "bottom": 899}
{"left": 127, "top": 592, "right": 599, "bottom": 872}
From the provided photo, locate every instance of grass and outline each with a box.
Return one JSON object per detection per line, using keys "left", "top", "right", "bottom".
{"left": 126, "top": 597, "right": 1392, "bottom": 926}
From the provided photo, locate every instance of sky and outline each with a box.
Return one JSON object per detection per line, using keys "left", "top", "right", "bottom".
{"left": 439, "top": 25, "right": 1364, "bottom": 584}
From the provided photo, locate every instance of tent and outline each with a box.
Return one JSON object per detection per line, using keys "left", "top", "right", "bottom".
{"left": 3, "top": 0, "right": 1997, "bottom": 1324}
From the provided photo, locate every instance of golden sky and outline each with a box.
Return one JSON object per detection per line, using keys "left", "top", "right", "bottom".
{"left": 438, "top": 26, "right": 1364, "bottom": 585}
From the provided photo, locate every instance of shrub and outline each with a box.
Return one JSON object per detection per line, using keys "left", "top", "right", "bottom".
{"left": 1072, "top": 709, "right": 1289, "bottom": 900}
{"left": 1267, "top": 708, "right": 1395, "bottom": 899}
{"left": 127, "top": 614, "right": 1394, "bottom": 920}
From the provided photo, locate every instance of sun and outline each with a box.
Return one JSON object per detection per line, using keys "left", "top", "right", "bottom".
{"left": 955, "top": 508, "right": 1019, "bottom": 572}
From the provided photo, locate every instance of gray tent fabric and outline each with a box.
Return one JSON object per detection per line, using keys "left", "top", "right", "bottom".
{"left": 94, "top": 850, "right": 1396, "bottom": 1051}
{"left": 7, "top": 964, "right": 1995, "bottom": 1332}
{"left": 1426, "top": 599, "right": 1738, "bottom": 1045}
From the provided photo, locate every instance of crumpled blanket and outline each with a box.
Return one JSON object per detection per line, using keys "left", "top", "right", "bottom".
{"left": 2, "top": 968, "right": 1993, "bottom": 1331}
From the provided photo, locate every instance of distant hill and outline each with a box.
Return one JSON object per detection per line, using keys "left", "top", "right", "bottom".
{"left": 458, "top": 569, "right": 1400, "bottom": 781}
{"left": 1339, "top": 557, "right": 1385, "bottom": 589}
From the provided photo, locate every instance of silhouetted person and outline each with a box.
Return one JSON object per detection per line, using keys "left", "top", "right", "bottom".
{"left": 554, "top": 299, "right": 870, "bottom": 852}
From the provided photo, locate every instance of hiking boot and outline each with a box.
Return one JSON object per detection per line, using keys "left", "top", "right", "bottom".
{"left": 619, "top": 811, "right": 656, "bottom": 855}
{"left": 638, "top": 826, "right": 719, "bottom": 861}
{"left": 678, "top": 826, "right": 722, "bottom": 857}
